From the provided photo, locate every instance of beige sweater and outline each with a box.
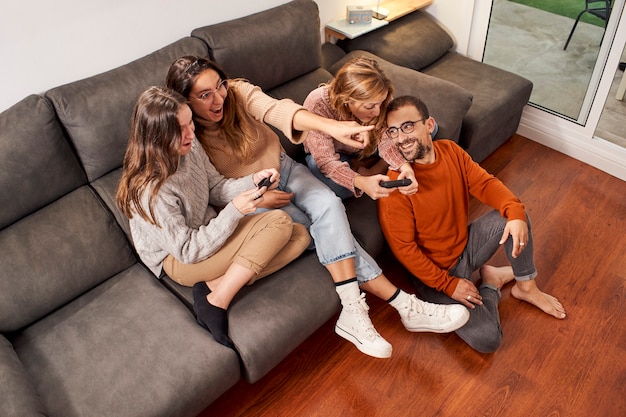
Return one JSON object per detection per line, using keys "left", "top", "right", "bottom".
{"left": 195, "top": 80, "right": 306, "bottom": 178}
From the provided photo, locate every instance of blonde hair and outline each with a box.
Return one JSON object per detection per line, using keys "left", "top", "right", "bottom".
{"left": 328, "top": 57, "right": 394, "bottom": 157}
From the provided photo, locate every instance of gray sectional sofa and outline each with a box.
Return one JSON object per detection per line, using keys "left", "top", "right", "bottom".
{"left": 0, "top": 1, "right": 531, "bottom": 416}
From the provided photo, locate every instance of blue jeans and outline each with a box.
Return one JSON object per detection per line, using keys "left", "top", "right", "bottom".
{"left": 257, "top": 153, "right": 381, "bottom": 284}
{"left": 410, "top": 210, "right": 537, "bottom": 353}
{"left": 305, "top": 153, "right": 354, "bottom": 200}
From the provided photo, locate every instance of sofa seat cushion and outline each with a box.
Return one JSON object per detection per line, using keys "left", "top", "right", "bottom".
{"left": 329, "top": 51, "right": 473, "bottom": 142}
{"left": 337, "top": 10, "right": 454, "bottom": 71}
{"left": 46, "top": 37, "right": 208, "bottom": 182}
{"left": 0, "top": 335, "right": 46, "bottom": 416}
{"left": 161, "top": 251, "right": 339, "bottom": 383}
{"left": 422, "top": 52, "right": 533, "bottom": 162}
{"left": 11, "top": 264, "right": 240, "bottom": 417}
{"left": 191, "top": 0, "right": 322, "bottom": 92}
{"left": 344, "top": 196, "right": 385, "bottom": 258}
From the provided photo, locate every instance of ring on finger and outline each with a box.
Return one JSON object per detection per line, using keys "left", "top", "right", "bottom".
{"left": 467, "top": 295, "right": 471, "bottom": 300}
{"left": 520, "top": 242, "right": 525, "bottom": 246}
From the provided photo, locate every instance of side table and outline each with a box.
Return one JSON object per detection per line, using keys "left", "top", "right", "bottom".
{"left": 325, "top": 0, "right": 433, "bottom": 43}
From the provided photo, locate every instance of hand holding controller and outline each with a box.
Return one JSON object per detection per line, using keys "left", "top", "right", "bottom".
{"left": 257, "top": 177, "right": 274, "bottom": 189}
{"left": 255, "top": 177, "right": 275, "bottom": 199}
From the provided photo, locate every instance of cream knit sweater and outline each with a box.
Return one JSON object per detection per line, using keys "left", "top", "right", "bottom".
{"left": 128, "top": 139, "right": 255, "bottom": 277}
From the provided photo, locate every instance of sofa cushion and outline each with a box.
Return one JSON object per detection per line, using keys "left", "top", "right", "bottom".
{"left": 344, "top": 196, "right": 385, "bottom": 258}
{"left": 329, "top": 51, "right": 473, "bottom": 142}
{"left": 422, "top": 52, "right": 533, "bottom": 162}
{"left": 266, "top": 67, "right": 335, "bottom": 162}
{"left": 91, "top": 168, "right": 132, "bottom": 240}
{"left": 0, "top": 335, "right": 46, "bottom": 416}
{"left": 161, "top": 251, "right": 339, "bottom": 383}
{"left": 337, "top": 10, "right": 454, "bottom": 71}
{"left": 0, "top": 95, "right": 86, "bottom": 229}
{"left": 191, "top": 0, "right": 322, "bottom": 91}
{"left": 11, "top": 264, "right": 241, "bottom": 417}
{"left": 0, "top": 186, "right": 136, "bottom": 332}
{"left": 46, "top": 37, "right": 208, "bottom": 182}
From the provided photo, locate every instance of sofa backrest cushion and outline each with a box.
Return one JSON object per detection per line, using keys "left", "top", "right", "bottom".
{"left": 337, "top": 10, "right": 454, "bottom": 71}
{"left": 266, "top": 67, "right": 334, "bottom": 162}
{"left": 45, "top": 37, "right": 208, "bottom": 183}
{"left": 0, "top": 186, "right": 137, "bottom": 332}
{"left": 0, "top": 98, "right": 136, "bottom": 332}
{"left": 0, "top": 95, "right": 86, "bottom": 229}
{"left": 191, "top": 0, "right": 322, "bottom": 91}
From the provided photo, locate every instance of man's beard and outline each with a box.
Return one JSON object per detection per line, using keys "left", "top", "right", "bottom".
{"left": 398, "top": 137, "right": 431, "bottom": 162}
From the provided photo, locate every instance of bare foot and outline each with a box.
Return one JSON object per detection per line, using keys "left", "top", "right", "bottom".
{"left": 511, "top": 281, "right": 566, "bottom": 319}
{"left": 479, "top": 265, "right": 515, "bottom": 290}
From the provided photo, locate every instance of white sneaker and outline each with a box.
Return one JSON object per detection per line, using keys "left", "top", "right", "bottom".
{"left": 399, "top": 294, "right": 470, "bottom": 333}
{"left": 335, "top": 293, "right": 392, "bottom": 358}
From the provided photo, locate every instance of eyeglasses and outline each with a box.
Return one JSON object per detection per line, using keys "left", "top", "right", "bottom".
{"left": 385, "top": 118, "right": 426, "bottom": 139}
{"left": 193, "top": 79, "right": 229, "bottom": 102}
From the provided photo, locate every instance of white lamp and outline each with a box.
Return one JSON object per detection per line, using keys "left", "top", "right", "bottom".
{"left": 373, "top": 0, "right": 389, "bottom": 19}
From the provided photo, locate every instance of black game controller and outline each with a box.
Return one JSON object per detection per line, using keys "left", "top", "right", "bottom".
{"left": 257, "top": 177, "right": 274, "bottom": 189}
{"left": 379, "top": 179, "right": 412, "bottom": 188}
{"left": 254, "top": 177, "right": 274, "bottom": 200}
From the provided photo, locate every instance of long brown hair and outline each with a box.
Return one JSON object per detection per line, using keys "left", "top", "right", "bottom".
{"left": 166, "top": 56, "right": 258, "bottom": 163}
{"left": 116, "top": 86, "right": 187, "bottom": 226}
{"left": 328, "top": 57, "right": 393, "bottom": 157}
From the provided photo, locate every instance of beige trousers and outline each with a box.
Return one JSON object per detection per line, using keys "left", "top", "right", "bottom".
{"left": 163, "top": 210, "right": 310, "bottom": 287}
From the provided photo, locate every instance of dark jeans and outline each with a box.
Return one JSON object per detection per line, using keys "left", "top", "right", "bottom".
{"left": 410, "top": 210, "right": 537, "bottom": 353}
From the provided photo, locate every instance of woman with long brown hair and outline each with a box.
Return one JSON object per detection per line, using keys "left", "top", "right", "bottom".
{"left": 116, "top": 86, "right": 310, "bottom": 348}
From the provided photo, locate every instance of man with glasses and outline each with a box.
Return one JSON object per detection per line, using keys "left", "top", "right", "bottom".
{"left": 378, "top": 95, "right": 566, "bottom": 353}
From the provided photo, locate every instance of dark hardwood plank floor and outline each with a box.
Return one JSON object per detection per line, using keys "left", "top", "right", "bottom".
{"left": 199, "top": 135, "right": 626, "bottom": 417}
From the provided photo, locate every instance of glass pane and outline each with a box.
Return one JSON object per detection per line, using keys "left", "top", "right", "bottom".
{"left": 595, "top": 42, "right": 626, "bottom": 147}
{"left": 483, "top": 0, "right": 607, "bottom": 120}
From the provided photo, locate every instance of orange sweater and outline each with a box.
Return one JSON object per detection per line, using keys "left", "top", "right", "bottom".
{"left": 378, "top": 140, "right": 526, "bottom": 297}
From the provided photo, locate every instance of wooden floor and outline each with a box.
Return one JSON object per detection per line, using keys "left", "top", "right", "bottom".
{"left": 199, "top": 135, "right": 626, "bottom": 417}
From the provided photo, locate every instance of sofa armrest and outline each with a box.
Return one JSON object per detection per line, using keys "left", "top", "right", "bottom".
{"left": 337, "top": 10, "right": 454, "bottom": 71}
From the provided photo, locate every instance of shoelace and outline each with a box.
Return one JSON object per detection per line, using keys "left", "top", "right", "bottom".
{"left": 347, "top": 294, "right": 379, "bottom": 339}
{"left": 409, "top": 295, "right": 447, "bottom": 318}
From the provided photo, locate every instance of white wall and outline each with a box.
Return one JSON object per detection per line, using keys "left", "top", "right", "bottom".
{"left": 0, "top": 0, "right": 468, "bottom": 113}
{"left": 0, "top": 0, "right": 290, "bottom": 112}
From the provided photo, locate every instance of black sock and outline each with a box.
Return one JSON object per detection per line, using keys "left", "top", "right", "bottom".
{"left": 192, "top": 282, "right": 234, "bottom": 349}
{"left": 192, "top": 281, "right": 212, "bottom": 303}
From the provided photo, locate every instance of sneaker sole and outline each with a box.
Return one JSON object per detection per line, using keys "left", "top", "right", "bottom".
{"left": 334, "top": 324, "right": 392, "bottom": 358}
{"left": 404, "top": 308, "right": 470, "bottom": 333}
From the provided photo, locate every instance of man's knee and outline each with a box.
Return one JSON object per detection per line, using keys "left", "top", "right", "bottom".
{"left": 469, "top": 330, "right": 503, "bottom": 353}
{"left": 457, "top": 314, "right": 503, "bottom": 353}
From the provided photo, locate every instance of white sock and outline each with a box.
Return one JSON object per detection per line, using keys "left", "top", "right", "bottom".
{"left": 335, "top": 279, "right": 360, "bottom": 304}
{"left": 388, "top": 290, "right": 410, "bottom": 311}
